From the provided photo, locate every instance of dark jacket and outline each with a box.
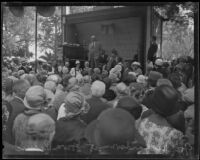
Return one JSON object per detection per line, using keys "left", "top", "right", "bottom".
{"left": 6, "top": 97, "right": 26, "bottom": 144}
{"left": 80, "top": 96, "right": 110, "bottom": 124}
{"left": 52, "top": 117, "right": 86, "bottom": 148}
{"left": 2, "top": 100, "right": 12, "bottom": 142}
{"left": 98, "top": 54, "right": 108, "bottom": 65}
{"left": 147, "top": 43, "right": 158, "bottom": 62}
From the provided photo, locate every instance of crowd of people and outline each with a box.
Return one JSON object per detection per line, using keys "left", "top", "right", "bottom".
{"left": 2, "top": 53, "right": 195, "bottom": 158}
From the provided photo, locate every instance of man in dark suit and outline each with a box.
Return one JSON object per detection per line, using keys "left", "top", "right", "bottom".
{"left": 88, "top": 35, "right": 102, "bottom": 68}
{"left": 98, "top": 49, "right": 108, "bottom": 70}
{"left": 80, "top": 81, "right": 110, "bottom": 124}
{"left": 147, "top": 36, "right": 158, "bottom": 64}
{"left": 5, "top": 79, "right": 31, "bottom": 144}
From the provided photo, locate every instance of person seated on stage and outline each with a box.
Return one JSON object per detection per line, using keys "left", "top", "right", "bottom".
{"left": 62, "top": 60, "right": 70, "bottom": 74}
{"left": 106, "top": 49, "right": 118, "bottom": 71}
{"left": 82, "top": 61, "right": 92, "bottom": 75}
{"left": 70, "top": 60, "right": 82, "bottom": 77}
{"left": 98, "top": 49, "right": 108, "bottom": 70}
{"left": 130, "top": 62, "right": 143, "bottom": 77}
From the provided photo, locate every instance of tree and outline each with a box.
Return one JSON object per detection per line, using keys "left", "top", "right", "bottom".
{"left": 154, "top": 2, "right": 196, "bottom": 59}
{"left": 39, "top": 51, "right": 56, "bottom": 63}
{"left": 38, "top": 6, "right": 62, "bottom": 57}
{"left": 3, "top": 6, "right": 35, "bottom": 58}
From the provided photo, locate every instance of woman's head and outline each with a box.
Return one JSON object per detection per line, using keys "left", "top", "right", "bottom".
{"left": 117, "top": 96, "right": 142, "bottom": 120}
{"left": 13, "top": 79, "right": 31, "bottom": 99}
{"left": 150, "top": 85, "right": 179, "bottom": 117}
{"left": 24, "top": 85, "right": 47, "bottom": 110}
{"left": 64, "top": 91, "right": 90, "bottom": 119}
{"left": 91, "top": 80, "right": 106, "bottom": 97}
{"left": 25, "top": 113, "right": 55, "bottom": 150}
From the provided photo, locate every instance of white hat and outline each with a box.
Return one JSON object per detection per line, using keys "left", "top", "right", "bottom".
{"left": 131, "top": 61, "right": 141, "bottom": 66}
{"left": 137, "top": 75, "right": 147, "bottom": 84}
{"left": 155, "top": 59, "right": 163, "bottom": 66}
{"left": 75, "top": 60, "right": 80, "bottom": 64}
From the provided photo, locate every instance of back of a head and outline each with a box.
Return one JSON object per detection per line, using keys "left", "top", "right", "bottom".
{"left": 91, "top": 80, "right": 105, "bottom": 97}
{"left": 2, "top": 78, "right": 14, "bottom": 96}
{"left": 148, "top": 71, "right": 163, "bottom": 87}
{"left": 168, "top": 73, "right": 182, "bottom": 89}
{"left": 117, "top": 96, "right": 142, "bottom": 120}
{"left": 116, "top": 82, "right": 129, "bottom": 96}
{"left": 83, "top": 75, "right": 91, "bottom": 84}
{"left": 152, "top": 85, "right": 179, "bottom": 117}
{"left": 95, "top": 108, "right": 136, "bottom": 146}
{"left": 68, "top": 77, "right": 78, "bottom": 87}
{"left": 44, "top": 81, "right": 56, "bottom": 93}
{"left": 26, "top": 113, "right": 55, "bottom": 144}
{"left": 156, "top": 78, "right": 173, "bottom": 87}
{"left": 123, "top": 74, "right": 137, "bottom": 86}
{"left": 13, "top": 79, "right": 31, "bottom": 99}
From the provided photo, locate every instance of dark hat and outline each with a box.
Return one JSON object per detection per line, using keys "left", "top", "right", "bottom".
{"left": 103, "top": 89, "right": 116, "bottom": 101}
{"left": 111, "top": 48, "right": 118, "bottom": 55}
{"left": 117, "top": 96, "right": 142, "bottom": 120}
{"left": 85, "top": 108, "right": 146, "bottom": 147}
{"left": 149, "top": 85, "right": 179, "bottom": 117}
{"left": 148, "top": 71, "right": 163, "bottom": 81}
{"left": 148, "top": 71, "right": 163, "bottom": 87}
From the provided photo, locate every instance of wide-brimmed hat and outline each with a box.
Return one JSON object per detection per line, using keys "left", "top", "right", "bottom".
{"left": 84, "top": 108, "right": 146, "bottom": 148}
{"left": 148, "top": 85, "right": 179, "bottom": 117}
{"left": 64, "top": 91, "right": 90, "bottom": 118}
{"left": 24, "top": 85, "right": 46, "bottom": 110}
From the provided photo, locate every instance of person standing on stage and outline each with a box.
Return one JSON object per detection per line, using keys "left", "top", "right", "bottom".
{"left": 147, "top": 36, "right": 158, "bottom": 64}
{"left": 88, "top": 35, "right": 102, "bottom": 68}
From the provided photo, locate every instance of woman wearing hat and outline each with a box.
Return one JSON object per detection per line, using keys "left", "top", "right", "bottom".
{"left": 138, "top": 85, "right": 188, "bottom": 154}
{"left": 70, "top": 60, "right": 82, "bottom": 77}
{"left": 12, "top": 86, "right": 57, "bottom": 148}
{"left": 6, "top": 113, "right": 56, "bottom": 156}
{"left": 130, "top": 61, "right": 143, "bottom": 77}
{"left": 84, "top": 108, "right": 146, "bottom": 155}
{"left": 52, "top": 91, "right": 90, "bottom": 154}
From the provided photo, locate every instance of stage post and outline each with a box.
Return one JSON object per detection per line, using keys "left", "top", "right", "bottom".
{"left": 35, "top": 7, "right": 38, "bottom": 73}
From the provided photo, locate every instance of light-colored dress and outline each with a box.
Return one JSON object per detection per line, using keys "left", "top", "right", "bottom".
{"left": 137, "top": 114, "right": 184, "bottom": 154}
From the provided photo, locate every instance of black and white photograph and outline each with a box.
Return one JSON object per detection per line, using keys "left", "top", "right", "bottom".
{"left": 1, "top": 2, "right": 199, "bottom": 159}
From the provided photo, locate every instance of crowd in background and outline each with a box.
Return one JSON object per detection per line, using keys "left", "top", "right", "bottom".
{"left": 2, "top": 51, "right": 195, "bottom": 158}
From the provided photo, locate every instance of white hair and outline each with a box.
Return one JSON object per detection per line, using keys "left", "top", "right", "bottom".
{"left": 44, "top": 81, "right": 56, "bottom": 93}
{"left": 91, "top": 80, "right": 105, "bottom": 97}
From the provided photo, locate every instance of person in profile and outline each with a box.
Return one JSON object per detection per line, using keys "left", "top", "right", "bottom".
{"left": 88, "top": 35, "right": 102, "bottom": 69}
{"left": 147, "top": 36, "right": 158, "bottom": 64}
